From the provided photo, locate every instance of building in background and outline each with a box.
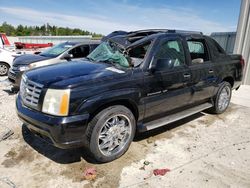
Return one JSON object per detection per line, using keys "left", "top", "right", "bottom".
{"left": 211, "top": 32, "right": 236, "bottom": 54}
{"left": 7, "top": 35, "right": 92, "bottom": 45}
{"left": 234, "top": 0, "right": 250, "bottom": 85}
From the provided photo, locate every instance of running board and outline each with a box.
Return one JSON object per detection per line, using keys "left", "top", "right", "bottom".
{"left": 144, "top": 103, "right": 213, "bottom": 131}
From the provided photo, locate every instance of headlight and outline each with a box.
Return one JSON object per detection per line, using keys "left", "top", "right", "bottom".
{"left": 42, "top": 89, "right": 70, "bottom": 116}
{"left": 19, "top": 66, "right": 30, "bottom": 71}
{"left": 28, "top": 62, "right": 39, "bottom": 69}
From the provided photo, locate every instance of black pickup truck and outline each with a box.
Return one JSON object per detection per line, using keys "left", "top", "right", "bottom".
{"left": 16, "top": 29, "right": 244, "bottom": 162}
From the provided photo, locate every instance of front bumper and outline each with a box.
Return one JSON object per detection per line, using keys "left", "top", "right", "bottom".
{"left": 8, "top": 68, "right": 23, "bottom": 88}
{"left": 16, "top": 94, "right": 89, "bottom": 149}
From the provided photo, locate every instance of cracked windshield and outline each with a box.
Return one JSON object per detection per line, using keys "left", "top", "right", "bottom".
{"left": 87, "top": 41, "right": 129, "bottom": 68}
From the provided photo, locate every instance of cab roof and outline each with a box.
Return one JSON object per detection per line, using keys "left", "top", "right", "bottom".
{"left": 103, "top": 29, "right": 204, "bottom": 48}
{"left": 63, "top": 40, "right": 100, "bottom": 46}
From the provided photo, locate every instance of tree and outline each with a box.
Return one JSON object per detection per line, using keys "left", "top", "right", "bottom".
{"left": 40, "top": 24, "right": 46, "bottom": 35}
{"left": 0, "top": 22, "right": 15, "bottom": 35}
{"left": 0, "top": 22, "right": 103, "bottom": 38}
{"left": 16, "top": 25, "right": 24, "bottom": 36}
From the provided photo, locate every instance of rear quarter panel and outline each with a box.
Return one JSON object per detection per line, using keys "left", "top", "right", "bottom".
{"left": 211, "top": 54, "right": 243, "bottom": 95}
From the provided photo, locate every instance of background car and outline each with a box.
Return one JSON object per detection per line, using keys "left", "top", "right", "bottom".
{"left": 8, "top": 40, "right": 100, "bottom": 88}
{"left": 0, "top": 48, "right": 21, "bottom": 76}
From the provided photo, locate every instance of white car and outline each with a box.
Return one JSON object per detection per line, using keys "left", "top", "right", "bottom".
{"left": 0, "top": 48, "right": 20, "bottom": 76}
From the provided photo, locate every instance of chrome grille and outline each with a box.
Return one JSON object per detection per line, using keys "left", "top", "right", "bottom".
{"left": 20, "top": 75, "right": 43, "bottom": 110}
{"left": 8, "top": 70, "right": 16, "bottom": 81}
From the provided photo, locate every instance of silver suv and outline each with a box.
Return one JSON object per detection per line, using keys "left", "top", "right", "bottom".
{"left": 8, "top": 40, "right": 100, "bottom": 89}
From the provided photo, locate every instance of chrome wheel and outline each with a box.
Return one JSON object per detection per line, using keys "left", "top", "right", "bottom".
{"left": 218, "top": 85, "right": 231, "bottom": 111}
{"left": 98, "top": 114, "right": 132, "bottom": 157}
{"left": 0, "top": 63, "right": 8, "bottom": 76}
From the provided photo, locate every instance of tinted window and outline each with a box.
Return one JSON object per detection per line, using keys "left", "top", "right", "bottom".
{"left": 69, "top": 45, "right": 90, "bottom": 58}
{"left": 187, "top": 39, "right": 209, "bottom": 63}
{"left": 155, "top": 40, "right": 185, "bottom": 69}
{"left": 90, "top": 44, "right": 99, "bottom": 51}
{"left": 209, "top": 38, "right": 226, "bottom": 57}
{"left": 128, "top": 41, "right": 152, "bottom": 67}
{"left": 129, "top": 41, "right": 151, "bottom": 59}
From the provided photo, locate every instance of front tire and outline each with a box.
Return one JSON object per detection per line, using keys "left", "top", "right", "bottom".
{"left": 86, "top": 105, "right": 136, "bottom": 163}
{"left": 210, "top": 81, "right": 232, "bottom": 114}
{"left": 0, "top": 62, "right": 9, "bottom": 76}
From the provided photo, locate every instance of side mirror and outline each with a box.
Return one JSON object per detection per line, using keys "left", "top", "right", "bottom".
{"left": 62, "top": 53, "right": 73, "bottom": 61}
{"left": 150, "top": 58, "right": 173, "bottom": 73}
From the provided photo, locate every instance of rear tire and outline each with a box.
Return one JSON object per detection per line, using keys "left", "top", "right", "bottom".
{"left": 209, "top": 82, "right": 232, "bottom": 114}
{"left": 86, "top": 105, "right": 136, "bottom": 163}
{"left": 0, "top": 62, "right": 9, "bottom": 76}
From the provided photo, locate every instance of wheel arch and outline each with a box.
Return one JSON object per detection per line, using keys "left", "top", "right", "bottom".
{"left": 0, "top": 61, "right": 10, "bottom": 68}
{"left": 89, "top": 99, "right": 139, "bottom": 122}
{"left": 222, "top": 76, "right": 234, "bottom": 88}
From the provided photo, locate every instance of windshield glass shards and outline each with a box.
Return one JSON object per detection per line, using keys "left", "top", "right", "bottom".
{"left": 87, "top": 42, "right": 130, "bottom": 68}
{"left": 88, "top": 40, "right": 152, "bottom": 68}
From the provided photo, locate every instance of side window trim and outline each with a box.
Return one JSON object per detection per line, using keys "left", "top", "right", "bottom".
{"left": 204, "top": 38, "right": 212, "bottom": 61}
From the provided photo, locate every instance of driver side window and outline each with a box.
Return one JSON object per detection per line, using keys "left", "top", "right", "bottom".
{"left": 69, "top": 45, "right": 90, "bottom": 59}
{"left": 155, "top": 40, "right": 185, "bottom": 70}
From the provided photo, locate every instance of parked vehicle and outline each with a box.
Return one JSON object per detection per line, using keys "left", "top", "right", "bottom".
{"left": 8, "top": 40, "right": 100, "bottom": 88}
{"left": 16, "top": 29, "right": 244, "bottom": 162}
{"left": 0, "top": 48, "right": 21, "bottom": 76}
{"left": 0, "top": 33, "right": 16, "bottom": 51}
{"left": 14, "top": 42, "right": 53, "bottom": 49}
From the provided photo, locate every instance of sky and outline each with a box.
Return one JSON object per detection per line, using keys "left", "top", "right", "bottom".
{"left": 0, "top": 0, "right": 241, "bottom": 35}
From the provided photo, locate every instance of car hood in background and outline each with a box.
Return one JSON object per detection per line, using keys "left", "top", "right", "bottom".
{"left": 13, "top": 54, "right": 53, "bottom": 66}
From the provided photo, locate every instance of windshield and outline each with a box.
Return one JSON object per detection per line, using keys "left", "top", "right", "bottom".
{"left": 40, "top": 43, "right": 73, "bottom": 57}
{"left": 87, "top": 42, "right": 130, "bottom": 68}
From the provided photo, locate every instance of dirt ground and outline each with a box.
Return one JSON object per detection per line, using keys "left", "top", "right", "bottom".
{"left": 0, "top": 76, "right": 250, "bottom": 188}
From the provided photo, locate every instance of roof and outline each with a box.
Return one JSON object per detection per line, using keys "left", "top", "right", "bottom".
{"left": 63, "top": 40, "right": 100, "bottom": 46}
{"left": 104, "top": 29, "right": 203, "bottom": 49}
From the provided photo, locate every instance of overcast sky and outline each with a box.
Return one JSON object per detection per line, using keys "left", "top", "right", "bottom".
{"left": 0, "top": 0, "right": 241, "bottom": 35}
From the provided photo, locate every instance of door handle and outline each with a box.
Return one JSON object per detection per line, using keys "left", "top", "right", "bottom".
{"left": 183, "top": 73, "right": 191, "bottom": 78}
{"left": 208, "top": 70, "right": 214, "bottom": 74}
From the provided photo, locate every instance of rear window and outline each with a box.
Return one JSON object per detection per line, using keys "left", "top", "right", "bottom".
{"left": 211, "top": 39, "right": 226, "bottom": 55}
{"left": 205, "top": 37, "right": 226, "bottom": 58}
{"left": 187, "top": 39, "right": 210, "bottom": 63}
{"left": 187, "top": 41, "right": 204, "bottom": 54}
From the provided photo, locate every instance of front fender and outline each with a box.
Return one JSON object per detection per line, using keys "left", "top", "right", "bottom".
{"left": 76, "top": 88, "right": 144, "bottom": 121}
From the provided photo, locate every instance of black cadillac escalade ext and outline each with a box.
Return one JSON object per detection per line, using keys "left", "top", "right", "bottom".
{"left": 16, "top": 29, "right": 244, "bottom": 162}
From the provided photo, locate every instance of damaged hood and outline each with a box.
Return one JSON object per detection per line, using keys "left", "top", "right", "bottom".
{"left": 25, "top": 60, "right": 130, "bottom": 88}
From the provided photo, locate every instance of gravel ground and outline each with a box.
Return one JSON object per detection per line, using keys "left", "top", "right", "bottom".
{"left": 0, "top": 76, "right": 250, "bottom": 188}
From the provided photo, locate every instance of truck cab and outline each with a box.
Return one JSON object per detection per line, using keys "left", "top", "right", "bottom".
{"left": 16, "top": 29, "right": 244, "bottom": 162}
